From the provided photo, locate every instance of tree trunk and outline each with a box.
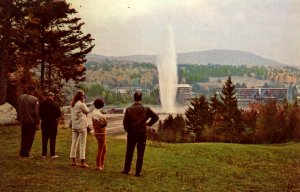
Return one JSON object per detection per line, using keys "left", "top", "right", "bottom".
{"left": 0, "top": 14, "right": 10, "bottom": 105}
{"left": 0, "top": 67, "right": 8, "bottom": 105}
{"left": 6, "top": 79, "right": 18, "bottom": 109}
{"left": 40, "top": 28, "right": 45, "bottom": 88}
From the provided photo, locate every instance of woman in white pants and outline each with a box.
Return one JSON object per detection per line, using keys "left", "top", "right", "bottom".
{"left": 69, "top": 90, "right": 90, "bottom": 168}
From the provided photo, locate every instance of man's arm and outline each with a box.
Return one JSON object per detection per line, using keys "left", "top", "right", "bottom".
{"left": 123, "top": 109, "right": 130, "bottom": 132}
{"left": 146, "top": 108, "right": 159, "bottom": 127}
{"left": 55, "top": 103, "right": 62, "bottom": 119}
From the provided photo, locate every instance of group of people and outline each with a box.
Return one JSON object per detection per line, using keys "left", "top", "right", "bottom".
{"left": 17, "top": 86, "right": 60, "bottom": 159}
{"left": 17, "top": 86, "right": 159, "bottom": 176}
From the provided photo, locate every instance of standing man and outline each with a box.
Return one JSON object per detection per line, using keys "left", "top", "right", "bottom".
{"left": 122, "top": 91, "right": 159, "bottom": 176}
{"left": 17, "top": 85, "right": 40, "bottom": 157}
{"left": 39, "top": 92, "right": 61, "bottom": 158}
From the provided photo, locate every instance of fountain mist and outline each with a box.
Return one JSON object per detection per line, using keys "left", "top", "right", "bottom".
{"left": 157, "top": 25, "right": 178, "bottom": 113}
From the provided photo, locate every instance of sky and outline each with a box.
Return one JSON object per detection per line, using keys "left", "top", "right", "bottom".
{"left": 68, "top": 0, "right": 300, "bottom": 65}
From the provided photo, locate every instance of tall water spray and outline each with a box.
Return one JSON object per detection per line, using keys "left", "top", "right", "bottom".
{"left": 157, "top": 25, "right": 178, "bottom": 113}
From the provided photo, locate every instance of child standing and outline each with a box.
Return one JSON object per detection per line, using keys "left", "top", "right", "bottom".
{"left": 91, "top": 98, "right": 107, "bottom": 171}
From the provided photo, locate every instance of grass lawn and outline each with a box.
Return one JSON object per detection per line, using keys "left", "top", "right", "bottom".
{"left": 0, "top": 125, "right": 299, "bottom": 192}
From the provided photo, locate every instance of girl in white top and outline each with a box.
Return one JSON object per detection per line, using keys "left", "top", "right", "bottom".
{"left": 69, "top": 90, "right": 90, "bottom": 168}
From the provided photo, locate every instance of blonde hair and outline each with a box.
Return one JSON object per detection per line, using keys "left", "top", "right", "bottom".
{"left": 71, "top": 90, "right": 85, "bottom": 107}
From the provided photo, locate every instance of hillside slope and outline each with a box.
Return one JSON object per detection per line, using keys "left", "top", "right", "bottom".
{"left": 87, "top": 49, "right": 286, "bottom": 66}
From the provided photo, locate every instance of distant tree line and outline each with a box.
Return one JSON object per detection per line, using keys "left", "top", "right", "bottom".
{"left": 152, "top": 76, "right": 300, "bottom": 144}
{"left": 178, "top": 64, "right": 268, "bottom": 84}
{"left": 84, "top": 61, "right": 300, "bottom": 96}
{"left": 78, "top": 83, "right": 160, "bottom": 106}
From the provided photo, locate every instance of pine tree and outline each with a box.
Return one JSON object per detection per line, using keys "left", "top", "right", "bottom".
{"left": 1, "top": 0, "right": 94, "bottom": 105}
{"left": 207, "top": 93, "right": 224, "bottom": 141}
{"left": 256, "top": 100, "right": 278, "bottom": 143}
{"left": 20, "top": 0, "right": 94, "bottom": 95}
{"left": 185, "top": 95, "right": 210, "bottom": 142}
{"left": 209, "top": 93, "right": 223, "bottom": 126}
{"left": 287, "top": 100, "right": 300, "bottom": 141}
{"left": 220, "top": 75, "right": 243, "bottom": 142}
{"left": 0, "top": 0, "right": 31, "bottom": 107}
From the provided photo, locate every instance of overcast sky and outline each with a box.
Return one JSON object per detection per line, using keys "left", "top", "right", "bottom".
{"left": 68, "top": 0, "right": 300, "bottom": 65}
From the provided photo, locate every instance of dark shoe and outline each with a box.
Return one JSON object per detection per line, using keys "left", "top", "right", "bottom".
{"left": 135, "top": 173, "right": 142, "bottom": 177}
{"left": 121, "top": 171, "right": 129, "bottom": 175}
{"left": 19, "top": 154, "right": 29, "bottom": 157}
{"left": 19, "top": 155, "right": 28, "bottom": 158}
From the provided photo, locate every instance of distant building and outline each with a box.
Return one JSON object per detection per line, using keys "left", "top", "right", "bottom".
{"left": 236, "top": 87, "right": 292, "bottom": 108}
{"left": 176, "top": 84, "right": 192, "bottom": 104}
{"left": 114, "top": 87, "right": 142, "bottom": 95}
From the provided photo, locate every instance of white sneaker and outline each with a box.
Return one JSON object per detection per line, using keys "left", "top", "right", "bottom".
{"left": 51, "top": 155, "right": 59, "bottom": 159}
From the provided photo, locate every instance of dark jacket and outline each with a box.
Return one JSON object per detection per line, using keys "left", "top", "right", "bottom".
{"left": 123, "top": 102, "right": 159, "bottom": 134}
{"left": 17, "top": 94, "right": 40, "bottom": 124}
{"left": 39, "top": 98, "right": 61, "bottom": 127}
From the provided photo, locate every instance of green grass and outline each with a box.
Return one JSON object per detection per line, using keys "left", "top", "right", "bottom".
{"left": 0, "top": 125, "right": 300, "bottom": 192}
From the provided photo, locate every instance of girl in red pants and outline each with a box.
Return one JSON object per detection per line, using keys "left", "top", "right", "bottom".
{"left": 91, "top": 98, "right": 107, "bottom": 171}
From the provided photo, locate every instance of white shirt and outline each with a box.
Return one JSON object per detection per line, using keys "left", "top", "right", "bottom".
{"left": 71, "top": 101, "right": 89, "bottom": 129}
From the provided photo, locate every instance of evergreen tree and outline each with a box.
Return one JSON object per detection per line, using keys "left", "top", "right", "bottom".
{"left": 156, "top": 114, "right": 186, "bottom": 143}
{"left": 173, "top": 114, "right": 186, "bottom": 142}
{"left": 1, "top": 0, "right": 94, "bottom": 105}
{"left": 256, "top": 100, "right": 278, "bottom": 143}
{"left": 0, "top": 0, "right": 26, "bottom": 106}
{"left": 220, "top": 75, "right": 243, "bottom": 142}
{"left": 209, "top": 93, "right": 223, "bottom": 126}
{"left": 207, "top": 93, "right": 224, "bottom": 141}
{"left": 185, "top": 95, "right": 210, "bottom": 142}
{"left": 287, "top": 100, "right": 300, "bottom": 141}
{"left": 20, "top": 0, "right": 94, "bottom": 95}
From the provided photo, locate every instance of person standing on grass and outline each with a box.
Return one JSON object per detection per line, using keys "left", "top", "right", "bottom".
{"left": 39, "top": 92, "right": 61, "bottom": 159}
{"left": 122, "top": 91, "right": 159, "bottom": 176}
{"left": 17, "top": 85, "right": 40, "bottom": 158}
{"left": 91, "top": 98, "right": 107, "bottom": 171}
{"left": 69, "top": 90, "right": 90, "bottom": 168}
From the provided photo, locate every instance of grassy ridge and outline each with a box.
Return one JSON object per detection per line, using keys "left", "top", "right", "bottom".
{"left": 0, "top": 126, "right": 299, "bottom": 192}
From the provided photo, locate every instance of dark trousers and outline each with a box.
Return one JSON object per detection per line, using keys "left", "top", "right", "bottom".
{"left": 41, "top": 124, "right": 58, "bottom": 156}
{"left": 20, "top": 123, "right": 37, "bottom": 157}
{"left": 123, "top": 132, "right": 146, "bottom": 175}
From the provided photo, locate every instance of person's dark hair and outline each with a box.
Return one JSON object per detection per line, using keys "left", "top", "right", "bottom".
{"left": 134, "top": 91, "right": 142, "bottom": 102}
{"left": 94, "top": 98, "right": 104, "bottom": 109}
{"left": 71, "top": 90, "right": 85, "bottom": 107}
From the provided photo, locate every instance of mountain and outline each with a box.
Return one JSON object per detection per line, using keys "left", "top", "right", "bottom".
{"left": 87, "top": 49, "right": 286, "bottom": 66}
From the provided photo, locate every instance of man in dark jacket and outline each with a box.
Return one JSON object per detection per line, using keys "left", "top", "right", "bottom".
{"left": 17, "top": 85, "right": 40, "bottom": 157}
{"left": 39, "top": 92, "right": 61, "bottom": 158}
{"left": 122, "top": 91, "right": 159, "bottom": 176}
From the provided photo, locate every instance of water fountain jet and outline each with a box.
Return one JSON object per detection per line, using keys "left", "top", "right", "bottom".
{"left": 156, "top": 24, "right": 178, "bottom": 113}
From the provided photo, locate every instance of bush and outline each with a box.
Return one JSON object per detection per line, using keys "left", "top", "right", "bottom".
{"left": 155, "top": 114, "right": 190, "bottom": 143}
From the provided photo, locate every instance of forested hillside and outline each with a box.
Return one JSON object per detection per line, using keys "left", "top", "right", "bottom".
{"left": 84, "top": 60, "right": 300, "bottom": 89}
